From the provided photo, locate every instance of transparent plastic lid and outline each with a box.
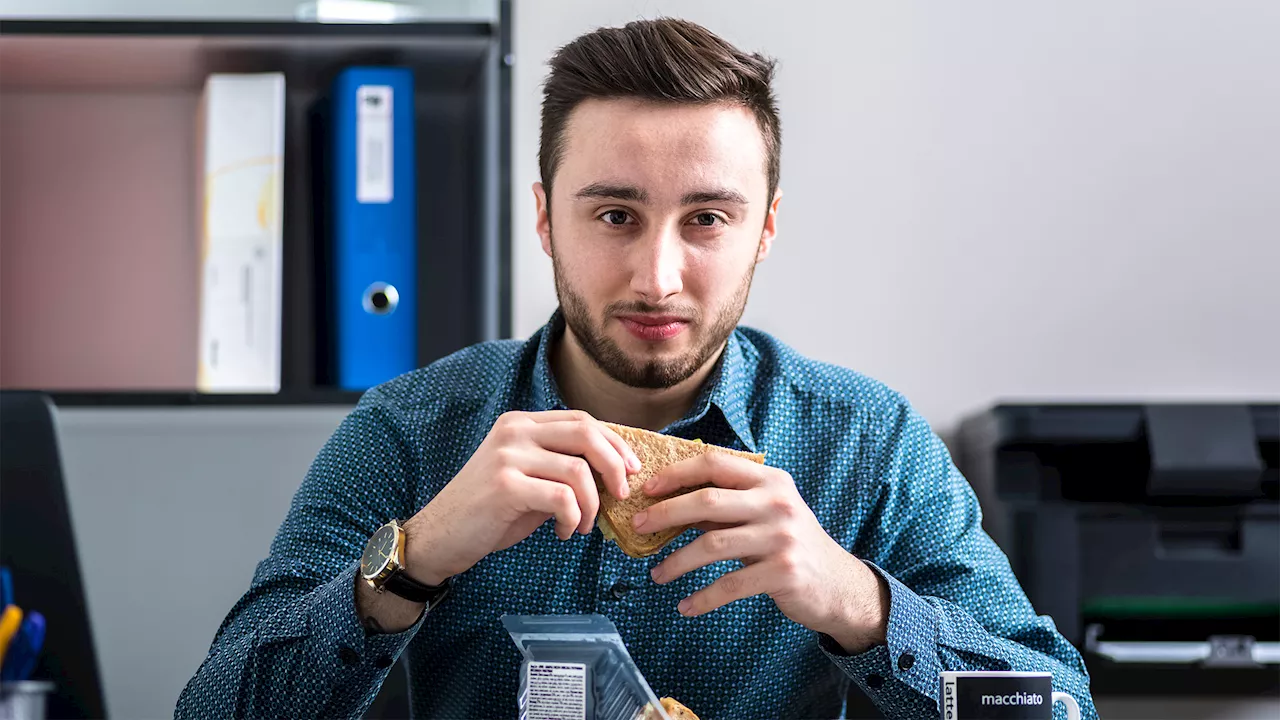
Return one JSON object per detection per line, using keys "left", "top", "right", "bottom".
{"left": 503, "top": 614, "right": 672, "bottom": 720}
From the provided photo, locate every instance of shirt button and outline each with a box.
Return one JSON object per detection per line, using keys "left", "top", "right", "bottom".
{"left": 898, "top": 652, "right": 916, "bottom": 671}
{"left": 866, "top": 673, "right": 884, "bottom": 689}
{"left": 609, "top": 582, "right": 631, "bottom": 600}
{"left": 374, "top": 655, "right": 393, "bottom": 669}
{"left": 338, "top": 646, "right": 360, "bottom": 666}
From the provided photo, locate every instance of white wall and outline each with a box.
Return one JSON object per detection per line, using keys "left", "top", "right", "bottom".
{"left": 57, "top": 408, "right": 349, "bottom": 720}
{"left": 513, "top": 0, "right": 1280, "bottom": 433}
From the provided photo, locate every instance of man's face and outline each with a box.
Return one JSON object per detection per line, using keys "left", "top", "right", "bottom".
{"left": 535, "top": 98, "right": 780, "bottom": 389}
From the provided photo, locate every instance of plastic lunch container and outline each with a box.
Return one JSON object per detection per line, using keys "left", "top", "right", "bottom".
{"left": 503, "top": 614, "right": 673, "bottom": 720}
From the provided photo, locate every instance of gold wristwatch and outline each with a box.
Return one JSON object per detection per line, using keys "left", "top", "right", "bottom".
{"left": 360, "top": 519, "right": 452, "bottom": 608}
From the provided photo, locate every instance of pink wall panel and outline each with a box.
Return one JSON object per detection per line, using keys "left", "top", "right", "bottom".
{"left": 1, "top": 90, "right": 200, "bottom": 390}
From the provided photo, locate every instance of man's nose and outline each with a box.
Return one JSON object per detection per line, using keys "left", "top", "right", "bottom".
{"left": 629, "top": 224, "right": 684, "bottom": 304}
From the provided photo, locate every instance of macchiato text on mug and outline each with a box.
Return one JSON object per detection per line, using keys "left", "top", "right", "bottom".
{"left": 940, "top": 671, "right": 1080, "bottom": 720}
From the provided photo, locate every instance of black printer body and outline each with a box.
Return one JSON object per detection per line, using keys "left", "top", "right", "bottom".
{"left": 956, "top": 403, "right": 1279, "bottom": 695}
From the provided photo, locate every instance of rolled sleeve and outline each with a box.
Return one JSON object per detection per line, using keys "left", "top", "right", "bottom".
{"left": 300, "top": 562, "right": 426, "bottom": 717}
{"left": 306, "top": 561, "right": 426, "bottom": 667}
{"left": 820, "top": 561, "right": 942, "bottom": 711}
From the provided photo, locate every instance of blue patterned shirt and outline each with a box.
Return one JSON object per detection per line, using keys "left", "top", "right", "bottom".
{"left": 177, "top": 311, "right": 1097, "bottom": 719}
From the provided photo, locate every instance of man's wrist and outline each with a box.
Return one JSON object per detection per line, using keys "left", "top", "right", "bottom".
{"left": 401, "top": 515, "right": 453, "bottom": 587}
{"left": 354, "top": 568, "right": 425, "bottom": 635}
{"left": 824, "top": 558, "right": 890, "bottom": 655}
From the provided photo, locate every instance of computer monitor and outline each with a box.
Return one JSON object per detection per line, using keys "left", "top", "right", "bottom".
{"left": 1, "top": 391, "right": 108, "bottom": 718}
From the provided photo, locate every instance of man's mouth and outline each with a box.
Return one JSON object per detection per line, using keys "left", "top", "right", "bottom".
{"left": 616, "top": 314, "right": 690, "bottom": 342}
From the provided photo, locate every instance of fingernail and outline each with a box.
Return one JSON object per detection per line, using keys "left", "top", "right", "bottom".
{"left": 650, "top": 565, "right": 665, "bottom": 583}
{"left": 632, "top": 511, "right": 647, "bottom": 530}
{"left": 677, "top": 598, "right": 692, "bottom": 615}
{"left": 643, "top": 479, "right": 658, "bottom": 495}
{"left": 628, "top": 455, "right": 641, "bottom": 472}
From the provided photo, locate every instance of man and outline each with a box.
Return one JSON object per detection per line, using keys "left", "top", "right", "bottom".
{"left": 178, "top": 18, "right": 1096, "bottom": 720}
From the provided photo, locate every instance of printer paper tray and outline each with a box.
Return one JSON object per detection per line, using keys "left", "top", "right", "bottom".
{"left": 1087, "top": 629, "right": 1280, "bottom": 666}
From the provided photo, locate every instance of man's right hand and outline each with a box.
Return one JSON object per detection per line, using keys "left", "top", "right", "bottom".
{"left": 401, "top": 410, "right": 640, "bottom": 586}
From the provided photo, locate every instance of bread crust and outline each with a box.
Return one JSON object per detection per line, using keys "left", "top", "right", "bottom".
{"left": 595, "top": 422, "right": 764, "bottom": 558}
{"left": 659, "top": 696, "right": 700, "bottom": 720}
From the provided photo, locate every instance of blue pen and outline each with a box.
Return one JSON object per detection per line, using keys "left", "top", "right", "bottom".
{"left": 0, "top": 567, "right": 12, "bottom": 608}
{"left": 1, "top": 611, "right": 44, "bottom": 682}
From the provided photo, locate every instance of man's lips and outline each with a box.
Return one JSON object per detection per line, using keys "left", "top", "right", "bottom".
{"left": 617, "top": 314, "right": 690, "bottom": 342}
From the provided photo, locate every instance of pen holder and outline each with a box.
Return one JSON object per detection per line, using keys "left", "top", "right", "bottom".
{"left": 0, "top": 682, "right": 54, "bottom": 720}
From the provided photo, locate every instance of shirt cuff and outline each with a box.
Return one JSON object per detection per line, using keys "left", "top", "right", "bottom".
{"left": 304, "top": 561, "right": 427, "bottom": 674}
{"left": 818, "top": 560, "right": 942, "bottom": 701}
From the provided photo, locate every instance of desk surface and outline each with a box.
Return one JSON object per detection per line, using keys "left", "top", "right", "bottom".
{"left": 1094, "top": 696, "right": 1280, "bottom": 720}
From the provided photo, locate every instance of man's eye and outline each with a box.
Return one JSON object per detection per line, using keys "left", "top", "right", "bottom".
{"left": 693, "top": 213, "right": 721, "bottom": 227}
{"left": 602, "top": 210, "right": 631, "bottom": 225}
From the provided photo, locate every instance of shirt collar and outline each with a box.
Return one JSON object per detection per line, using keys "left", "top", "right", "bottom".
{"left": 526, "top": 308, "right": 758, "bottom": 453}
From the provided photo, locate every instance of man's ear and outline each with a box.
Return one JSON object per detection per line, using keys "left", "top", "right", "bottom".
{"left": 757, "top": 188, "right": 782, "bottom": 262}
{"left": 534, "top": 181, "right": 553, "bottom": 257}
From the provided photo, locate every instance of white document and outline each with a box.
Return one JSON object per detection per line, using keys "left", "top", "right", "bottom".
{"left": 523, "top": 661, "right": 587, "bottom": 720}
{"left": 196, "top": 73, "right": 285, "bottom": 393}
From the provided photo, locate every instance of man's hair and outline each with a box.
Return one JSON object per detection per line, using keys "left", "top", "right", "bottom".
{"left": 539, "top": 17, "right": 781, "bottom": 206}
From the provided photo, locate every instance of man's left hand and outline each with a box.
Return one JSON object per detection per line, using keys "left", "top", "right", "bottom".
{"left": 635, "top": 453, "right": 891, "bottom": 654}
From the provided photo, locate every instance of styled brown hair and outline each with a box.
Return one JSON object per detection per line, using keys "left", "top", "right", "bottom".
{"left": 539, "top": 17, "right": 781, "bottom": 206}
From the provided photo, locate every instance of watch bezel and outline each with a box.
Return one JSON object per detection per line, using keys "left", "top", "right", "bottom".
{"left": 361, "top": 520, "right": 406, "bottom": 590}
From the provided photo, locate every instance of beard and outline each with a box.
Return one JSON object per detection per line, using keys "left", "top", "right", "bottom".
{"left": 552, "top": 246, "right": 756, "bottom": 390}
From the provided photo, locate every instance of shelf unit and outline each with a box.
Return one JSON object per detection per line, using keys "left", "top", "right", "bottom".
{"left": 0, "top": 6, "right": 512, "bottom": 407}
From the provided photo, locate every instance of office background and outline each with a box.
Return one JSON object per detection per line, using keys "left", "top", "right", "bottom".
{"left": 2, "top": 1, "right": 1278, "bottom": 718}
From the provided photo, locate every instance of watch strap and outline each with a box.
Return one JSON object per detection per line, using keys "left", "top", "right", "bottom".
{"left": 384, "top": 569, "right": 452, "bottom": 608}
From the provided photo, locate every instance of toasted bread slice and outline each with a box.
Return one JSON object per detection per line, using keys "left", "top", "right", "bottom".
{"left": 639, "top": 697, "right": 700, "bottom": 720}
{"left": 595, "top": 422, "right": 764, "bottom": 558}
{"left": 660, "top": 697, "right": 700, "bottom": 720}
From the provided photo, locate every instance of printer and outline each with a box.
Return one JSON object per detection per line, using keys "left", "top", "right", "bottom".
{"left": 956, "top": 403, "right": 1279, "bottom": 696}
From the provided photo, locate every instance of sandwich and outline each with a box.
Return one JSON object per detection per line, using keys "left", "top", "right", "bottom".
{"left": 638, "top": 696, "right": 701, "bottom": 720}
{"left": 659, "top": 696, "right": 700, "bottom": 720}
{"left": 595, "top": 422, "right": 765, "bottom": 558}
{"left": 639, "top": 697, "right": 700, "bottom": 720}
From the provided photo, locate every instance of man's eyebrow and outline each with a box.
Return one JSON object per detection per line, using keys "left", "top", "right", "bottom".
{"left": 681, "top": 188, "right": 749, "bottom": 205}
{"left": 573, "top": 183, "right": 649, "bottom": 203}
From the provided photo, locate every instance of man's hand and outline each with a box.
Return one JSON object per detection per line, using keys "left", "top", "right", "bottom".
{"left": 406, "top": 409, "right": 640, "bottom": 580}
{"left": 636, "top": 453, "right": 890, "bottom": 654}
{"left": 357, "top": 410, "right": 639, "bottom": 632}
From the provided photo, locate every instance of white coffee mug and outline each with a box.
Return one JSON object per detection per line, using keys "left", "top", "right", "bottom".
{"left": 939, "top": 671, "right": 1081, "bottom": 720}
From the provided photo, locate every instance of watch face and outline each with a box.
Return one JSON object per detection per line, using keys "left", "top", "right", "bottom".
{"left": 360, "top": 524, "right": 397, "bottom": 579}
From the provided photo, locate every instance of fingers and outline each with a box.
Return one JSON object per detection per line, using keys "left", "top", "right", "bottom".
{"left": 530, "top": 417, "right": 636, "bottom": 501}
{"left": 520, "top": 448, "right": 601, "bottom": 535}
{"left": 633, "top": 485, "right": 765, "bottom": 535}
{"left": 675, "top": 562, "right": 772, "bottom": 617}
{"left": 650, "top": 526, "right": 768, "bottom": 585}
{"left": 508, "top": 471, "right": 582, "bottom": 540}
{"left": 511, "top": 411, "right": 639, "bottom": 473}
{"left": 643, "top": 452, "right": 766, "bottom": 497}
{"left": 692, "top": 521, "right": 735, "bottom": 533}
{"left": 595, "top": 422, "right": 643, "bottom": 481}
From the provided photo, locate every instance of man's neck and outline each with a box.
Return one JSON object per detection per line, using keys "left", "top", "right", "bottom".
{"left": 550, "top": 327, "right": 724, "bottom": 432}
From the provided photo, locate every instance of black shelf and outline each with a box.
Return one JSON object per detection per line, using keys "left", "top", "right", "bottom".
{"left": 0, "top": 3, "right": 513, "bottom": 408}
{"left": 47, "top": 390, "right": 364, "bottom": 408}
{"left": 0, "top": 18, "right": 497, "bottom": 38}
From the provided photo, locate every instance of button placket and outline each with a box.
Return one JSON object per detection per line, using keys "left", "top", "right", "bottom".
{"left": 338, "top": 646, "right": 360, "bottom": 667}
{"left": 897, "top": 652, "right": 915, "bottom": 671}
{"left": 609, "top": 581, "right": 631, "bottom": 600}
{"left": 599, "top": 531, "right": 627, "bottom": 603}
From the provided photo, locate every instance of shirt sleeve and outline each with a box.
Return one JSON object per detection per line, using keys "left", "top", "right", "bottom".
{"left": 175, "top": 391, "right": 425, "bottom": 720}
{"left": 818, "top": 398, "right": 1099, "bottom": 720}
